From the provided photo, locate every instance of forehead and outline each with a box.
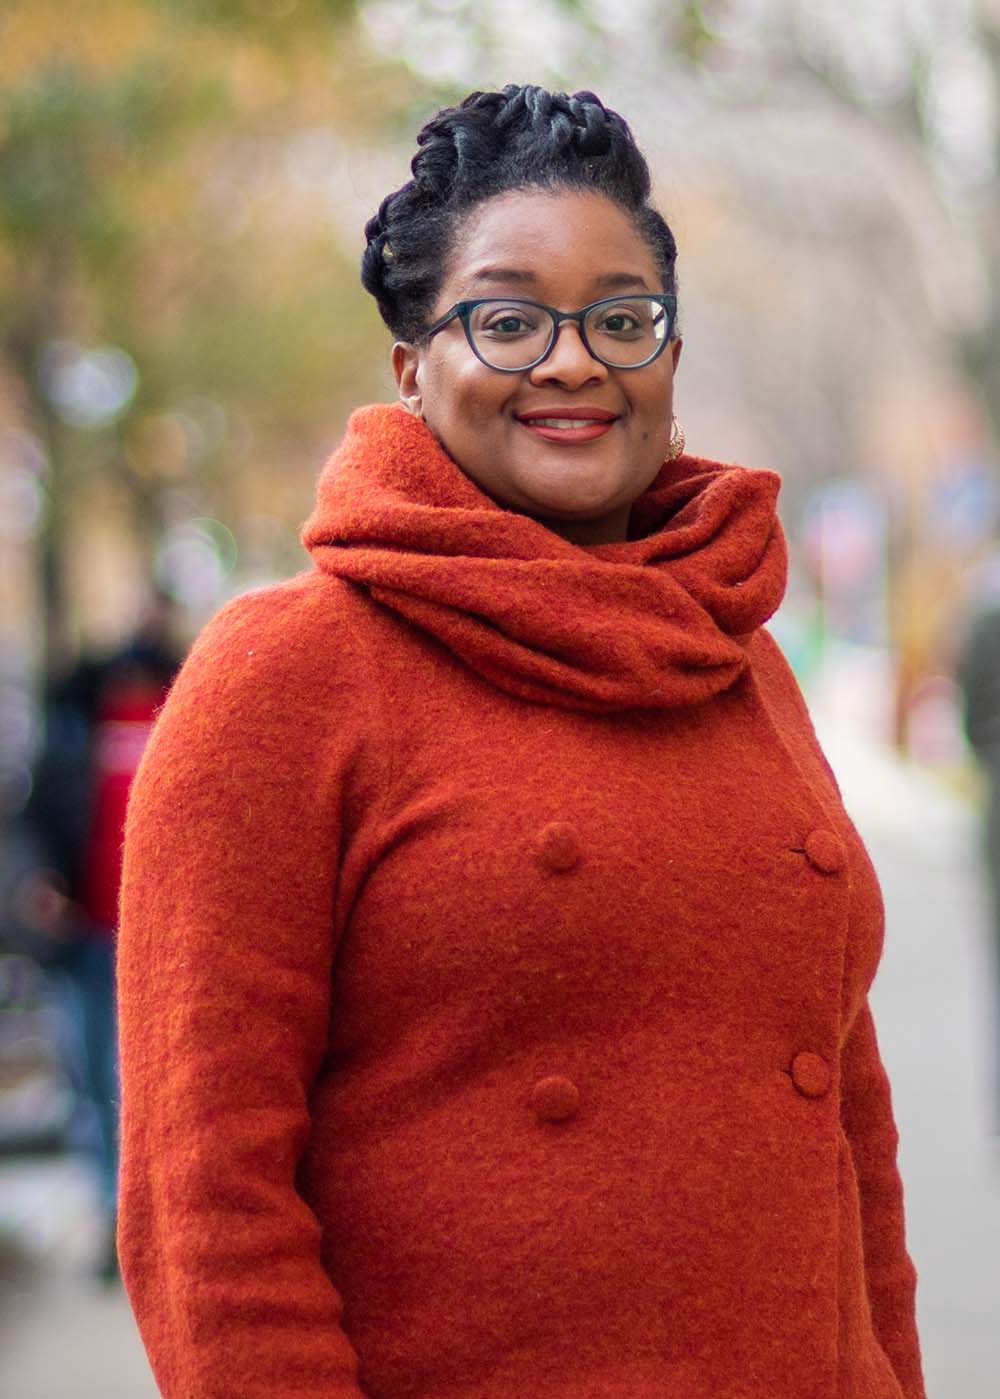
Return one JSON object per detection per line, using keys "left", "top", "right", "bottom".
{"left": 442, "top": 188, "right": 660, "bottom": 303}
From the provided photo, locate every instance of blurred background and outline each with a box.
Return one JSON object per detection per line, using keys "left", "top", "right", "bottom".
{"left": 1, "top": 0, "right": 999, "bottom": 1394}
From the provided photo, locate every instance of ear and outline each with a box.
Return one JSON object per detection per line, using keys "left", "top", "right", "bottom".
{"left": 671, "top": 337, "right": 683, "bottom": 372}
{"left": 392, "top": 342, "right": 424, "bottom": 416}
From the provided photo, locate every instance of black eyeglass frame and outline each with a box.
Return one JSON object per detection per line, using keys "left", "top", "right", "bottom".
{"left": 422, "top": 293, "right": 678, "bottom": 372}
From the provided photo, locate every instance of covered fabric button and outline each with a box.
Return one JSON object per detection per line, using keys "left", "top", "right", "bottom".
{"left": 803, "top": 829, "right": 846, "bottom": 875}
{"left": 530, "top": 1075, "right": 580, "bottom": 1123}
{"left": 790, "top": 1051, "right": 831, "bottom": 1098}
{"left": 532, "top": 821, "right": 582, "bottom": 873}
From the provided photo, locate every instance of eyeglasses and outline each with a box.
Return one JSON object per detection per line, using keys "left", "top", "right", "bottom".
{"left": 422, "top": 293, "right": 677, "bottom": 372}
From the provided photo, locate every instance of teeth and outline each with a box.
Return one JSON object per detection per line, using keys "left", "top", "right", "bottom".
{"left": 528, "top": 418, "right": 604, "bottom": 428}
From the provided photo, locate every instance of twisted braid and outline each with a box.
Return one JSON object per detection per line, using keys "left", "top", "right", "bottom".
{"left": 361, "top": 85, "right": 678, "bottom": 342}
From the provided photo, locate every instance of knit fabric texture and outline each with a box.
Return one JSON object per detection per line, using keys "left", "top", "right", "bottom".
{"left": 302, "top": 403, "right": 787, "bottom": 711}
{"left": 118, "top": 405, "right": 925, "bottom": 1399}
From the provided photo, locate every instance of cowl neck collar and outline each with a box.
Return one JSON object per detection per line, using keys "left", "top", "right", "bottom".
{"left": 302, "top": 403, "right": 787, "bottom": 712}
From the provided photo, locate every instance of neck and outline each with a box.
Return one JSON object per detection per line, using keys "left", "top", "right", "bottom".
{"left": 537, "top": 504, "right": 632, "bottom": 547}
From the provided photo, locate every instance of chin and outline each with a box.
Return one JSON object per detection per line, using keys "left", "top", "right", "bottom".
{"left": 517, "top": 464, "right": 628, "bottom": 509}
{"left": 532, "top": 480, "right": 632, "bottom": 517}
{"left": 521, "top": 491, "right": 616, "bottom": 521}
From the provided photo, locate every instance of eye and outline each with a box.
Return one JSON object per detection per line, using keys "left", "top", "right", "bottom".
{"left": 478, "top": 305, "right": 541, "bottom": 337}
{"left": 594, "top": 306, "right": 644, "bottom": 336}
{"left": 488, "top": 316, "right": 531, "bottom": 334}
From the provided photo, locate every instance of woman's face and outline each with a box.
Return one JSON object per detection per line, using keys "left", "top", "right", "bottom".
{"left": 393, "top": 188, "right": 682, "bottom": 545}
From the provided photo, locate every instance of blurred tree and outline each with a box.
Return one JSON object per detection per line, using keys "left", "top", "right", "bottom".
{"left": 0, "top": 0, "right": 427, "bottom": 666}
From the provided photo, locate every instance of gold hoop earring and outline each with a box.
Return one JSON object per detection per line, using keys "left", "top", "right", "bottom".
{"left": 668, "top": 417, "right": 686, "bottom": 460}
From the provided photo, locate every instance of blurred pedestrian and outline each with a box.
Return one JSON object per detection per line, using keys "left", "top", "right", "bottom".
{"left": 956, "top": 583, "right": 1000, "bottom": 1124}
{"left": 22, "top": 590, "right": 180, "bottom": 1278}
{"left": 117, "top": 85, "right": 925, "bottom": 1398}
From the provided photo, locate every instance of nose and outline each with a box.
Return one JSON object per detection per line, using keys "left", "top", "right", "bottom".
{"left": 528, "top": 320, "right": 608, "bottom": 389}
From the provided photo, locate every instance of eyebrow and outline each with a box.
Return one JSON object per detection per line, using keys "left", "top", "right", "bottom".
{"left": 465, "top": 268, "right": 651, "bottom": 293}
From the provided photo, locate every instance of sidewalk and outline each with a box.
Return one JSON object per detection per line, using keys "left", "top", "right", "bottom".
{"left": 813, "top": 705, "right": 1000, "bottom": 1397}
{"left": 0, "top": 1155, "right": 157, "bottom": 1397}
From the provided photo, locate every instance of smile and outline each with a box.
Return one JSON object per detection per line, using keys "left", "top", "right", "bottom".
{"left": 515, "top": 409, "right": 619, "bottom": 444}
{"left": 527, "top": 417, "right": 605, "bottom": 429}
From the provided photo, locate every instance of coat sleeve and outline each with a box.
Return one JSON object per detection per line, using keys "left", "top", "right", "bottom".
{"left": 839, "top": 1002, "right": 926, "bottom": 1399}
{"left": 117, "top": 581, "right": 386, "bottom": 1398}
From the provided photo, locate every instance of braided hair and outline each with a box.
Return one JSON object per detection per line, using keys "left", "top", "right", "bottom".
{"left": 361, "top": 85, "right": 678, "bottom": 343}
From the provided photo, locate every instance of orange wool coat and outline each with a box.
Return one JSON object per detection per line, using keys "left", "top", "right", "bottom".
{"left": 117, "top": 404, "right": 925, "bottom": 1399}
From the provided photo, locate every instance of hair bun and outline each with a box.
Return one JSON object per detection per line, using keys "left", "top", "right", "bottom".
{"left": 360, "top": 83, "right": 676, "bottom": 343}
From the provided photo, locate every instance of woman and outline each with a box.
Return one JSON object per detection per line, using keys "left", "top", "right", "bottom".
{"left": 117, "top": 85, "right": 925, "bottom": 1399}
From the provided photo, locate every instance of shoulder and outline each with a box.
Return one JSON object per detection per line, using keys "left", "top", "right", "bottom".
{"left": 746, "top": 626, "right": 805, "bottom": 708}
{"left": 186, "top": 568, "right": 369, "bottom": 671}
{"left": 749, "top": 626, "right": 805, "bottom": 696}
{"left": 169, "top": 569, "right": 379, "bottom": 714}
{"left": 746, "top": 627, "right": 844, "bottom": 799}
{"left": 126, "top": 570, "right": 393, "bottom": 856}
{"left": 143, "top": 570, "right": 383, "bottom": 778}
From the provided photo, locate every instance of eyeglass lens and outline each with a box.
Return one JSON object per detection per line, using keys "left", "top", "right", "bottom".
{"left": 467, "top": 297, "right": 669, "bottom": 370}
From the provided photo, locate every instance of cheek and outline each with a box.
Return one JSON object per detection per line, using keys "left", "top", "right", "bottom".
{"left": 425, "top": 359, "right": 512, "bottom": 429}
{"left": 630, "top": 373, "right": 673, "bottom": 451}
{"left": 634, "top": 384, "right": 672, "bottom": 426}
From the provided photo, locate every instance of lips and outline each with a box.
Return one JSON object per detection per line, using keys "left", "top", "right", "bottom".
{"left": 515, "top": 406, "right": 619, "bottom": 445}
